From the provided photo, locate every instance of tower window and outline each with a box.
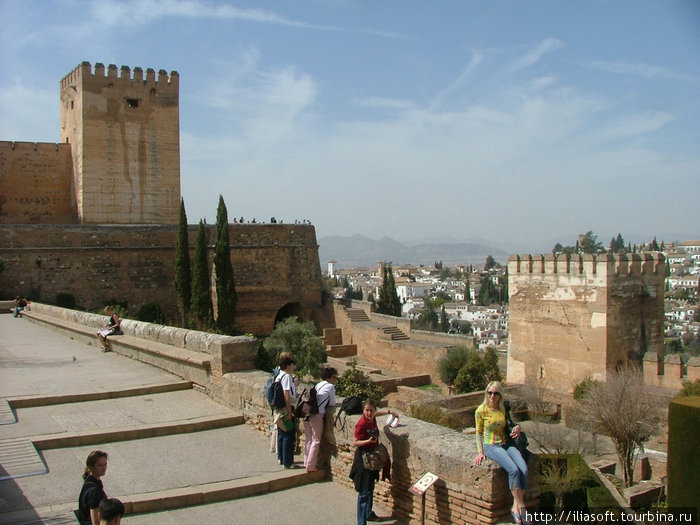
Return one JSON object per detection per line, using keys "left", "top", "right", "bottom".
{"left": 70, "top": 100, "right": 74, "bottom": 109}
{"left": 126, "top": 98, "right": 139, "bottom": 108}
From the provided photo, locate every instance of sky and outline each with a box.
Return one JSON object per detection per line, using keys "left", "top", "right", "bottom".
{"left": 1, "top": 0, "right": 699, "bottom": 249}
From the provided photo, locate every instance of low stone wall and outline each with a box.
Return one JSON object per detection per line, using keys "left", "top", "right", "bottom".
{"left": 643, "top": 352, "right": 700, "bottom": 390}
{"left": 22, "top": 303, "right": 257, "bottom": 396}
{"left": 221, "top": 370, "right": 539, "bottom": 525}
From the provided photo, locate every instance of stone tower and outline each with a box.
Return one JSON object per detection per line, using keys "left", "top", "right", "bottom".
{"left": 60, "top": 62, "right": 180, "bottom": 224}
{"left": 507, "top": 252, "right": 666, "bottom": 394}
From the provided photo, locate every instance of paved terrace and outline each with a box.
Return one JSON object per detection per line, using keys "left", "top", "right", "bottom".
{"left": 0, "top": 314, "right": 395, "bottom": 525}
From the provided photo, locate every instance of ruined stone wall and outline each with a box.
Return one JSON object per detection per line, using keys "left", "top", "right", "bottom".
{"left": 0, "top": 223, "right": 325, "bottom": 336}
{"left": 0, "top": 142, "right": 75, "bottom": 224}
{"left": 60, "top": 62, "right": 180, "bottom": 224}
{"left": 507, "top": 253, "right": 666, "bottom": 394}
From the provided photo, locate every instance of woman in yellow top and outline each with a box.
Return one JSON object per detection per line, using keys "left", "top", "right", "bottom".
{"left": 473, "top": 381, "right": 529, "bottom": 525}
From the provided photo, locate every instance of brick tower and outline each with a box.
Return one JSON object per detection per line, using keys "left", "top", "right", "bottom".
{"left": 59, "top": 62, "right": 180, "bottom": 224}
{"left": 507, "top": 252, "right": 667, "bottom": 394}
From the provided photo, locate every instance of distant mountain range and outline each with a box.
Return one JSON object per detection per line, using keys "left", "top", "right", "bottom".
{"left": 318, "top": 234, "right": 510, "bottom": 269}
{"left": 317, "top": 232, "right": 700, "bottom": 269}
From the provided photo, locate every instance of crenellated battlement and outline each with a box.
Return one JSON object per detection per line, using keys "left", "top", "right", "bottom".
{"left": 60, "top": 61, "right": 179, "bottom": 91}
{"left": 0, "top": 141, "right": 70, "bottom": 152}
{"left": 508, "top": 252, "right": 666, "bottom": 278}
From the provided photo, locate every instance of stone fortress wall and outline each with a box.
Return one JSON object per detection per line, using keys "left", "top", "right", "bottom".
{"left": 60, "top": 62, "right": 180, "bottom": 224}
{"left": 0, "top": 142, "right": 75, "bottom": 224}
{"left": 507, "top": 252, "right": 667, "bottom": 394}
{"left": 0, "top": 61, "right": 329, "bottom": 335}
{"left": 0, "top": 222, "right": 326, "bottom": 336}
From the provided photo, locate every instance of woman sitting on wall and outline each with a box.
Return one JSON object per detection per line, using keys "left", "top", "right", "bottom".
{"left": 96, "top": 306, "right": 121, "bottom": 352}
{"left": 473, "top": 381, "right": 530, "bottom": 525}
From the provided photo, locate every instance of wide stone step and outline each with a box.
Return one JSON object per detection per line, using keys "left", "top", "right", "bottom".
{"left": 346, "top": 308, "right": 370, "bottom": 322}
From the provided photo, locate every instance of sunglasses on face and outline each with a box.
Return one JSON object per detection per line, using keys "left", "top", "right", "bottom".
{"left": 487, "top": 391, "right": 501, "bottom": 397}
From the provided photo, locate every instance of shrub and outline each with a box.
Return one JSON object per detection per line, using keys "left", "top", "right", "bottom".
{"left": 104, "top": 299, "right": 128, "bottom": 318}
{"left": 409, "top": 403, "right": 463, "bottom": 430}
{"left": 262, "top": 316, "right": 327, "bottom": 379}
{"left": 452, "top": 347, "right": 502, "bottom": 394}
{"left": 55, "top": 292, "right": 76, "bottom": 309}
{"left": 676, "top": 378, "right": 700, "bottom": 397}
{"left": 137, "top": 302, "right": 166, "bottom": 324}
{"left": 335, "top": 359, "right": 384, "bottom": 401}
{"left": 438, "top": 345, "right": 472, "bottom": 385}
{"left": 572, "top": 377, "right": 601, "bottom": 401}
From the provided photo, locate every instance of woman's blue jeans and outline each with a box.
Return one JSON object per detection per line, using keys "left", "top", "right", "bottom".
{"left": 357, "top": 470, "right": 375, "bottom": 525}
{"left": 277, "top": 426, "right": 295, "bottom": 467}
{"left": 484, "top": 443, "right": 528, "bottom": 490}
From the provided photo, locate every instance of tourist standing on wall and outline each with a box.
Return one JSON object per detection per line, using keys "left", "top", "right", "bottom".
{"left": 274, "top": 355, "right": 298, "bottom": 468}
{"left": 473, "top": 381, "right": 530, "bottom": 525}
{"left": 78, "top": 450, "right": 109, "bottom": 525}
{"left": 351, "top": 399, "right": 395, "bottom": 525}
{"left": 304, "top": 366, "right": 338, "bottom": 472}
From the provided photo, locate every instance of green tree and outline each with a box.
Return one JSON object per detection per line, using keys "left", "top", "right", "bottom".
{"left": 478, "top": 276, "right": 500, "bottom": 305}
{"left": 191, "top": 220, "right": 213, "bottom": 330}
{"left": 453, "top": 347, "right": 502, "bottom": 393}
{"left": 439, "top": 306, "right": 449, "bottom": 333}
{"left": 415, "top": 302, "right": 438, "bottom": 331}
{"left": 608, "top": 233, "right": 626, "bottom": 253}
{"left": 214, "top": 195, "right": 237, "bottom": 334}
{"left": 376, "top": 263, "right": 401, "bottom": 316}
{"left": 579, "top": 231, "right": 604, "bottom": 254}
{"left": 484, "top": 255, "right": 496, "bottom": 271}
{"left": 335, "top": 359, "right": 384, "bottom": 401}
{"left": 464, "top": 278, "right": 471, "bottom": 303}
{"left": 649, "top": 236, "right": 660, "bottom": 251}
{"left": 173, "top": 198, "right": 191, "bottom": 327}
{"left": 438, "top": 345, "right": 473, "bottom": 385}
{"left": 262, "top": 316, "right": 327, "bottom": 379}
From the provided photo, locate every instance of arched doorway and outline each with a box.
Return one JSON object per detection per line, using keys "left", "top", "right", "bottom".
{"left": 274, "top": 302, "right": 304, "bottom": 326}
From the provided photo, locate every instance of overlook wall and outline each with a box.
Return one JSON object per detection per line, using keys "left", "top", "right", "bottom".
{"left": 507, "top": 253, "right": 666, "bottom": 393}
{"left": 0, "top": 223, "right": 327, "bottom": 336}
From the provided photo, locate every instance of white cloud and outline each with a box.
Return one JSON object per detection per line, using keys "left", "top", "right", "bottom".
{"left": 89, "top": 0, "right": 337, "bottom": 29}
{"left": 586, "top": 60, "right": 692, "bottom": 80}
{"left": 510, "top": 38, "right": 563, "bottom": 72}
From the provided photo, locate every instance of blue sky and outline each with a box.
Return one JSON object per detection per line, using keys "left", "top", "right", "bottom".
{"left": 1, "top": 0, "right": 699, "bottom": 249}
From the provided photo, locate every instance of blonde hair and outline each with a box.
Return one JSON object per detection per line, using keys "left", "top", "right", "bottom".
{"left": 481, "top": 381, "right": 505, "bottom": 411}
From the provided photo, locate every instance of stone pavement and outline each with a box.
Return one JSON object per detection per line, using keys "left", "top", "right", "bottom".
{"left": 0, "top": 314, "right": 396, "bottom": 524}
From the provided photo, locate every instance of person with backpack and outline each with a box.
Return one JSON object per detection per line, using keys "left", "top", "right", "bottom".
{"left": 304, "top": 366, "right": 338, "bottom": 472}
{"left": 274, "top": 354, "right": 298, "bottom": 469}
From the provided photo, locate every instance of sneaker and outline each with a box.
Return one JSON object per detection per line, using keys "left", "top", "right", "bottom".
{"left": 368, "top": 511, "right": 381, "bottom": 522}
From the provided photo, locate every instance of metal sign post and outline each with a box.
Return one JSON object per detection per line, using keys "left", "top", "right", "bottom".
{"left": 409, "top": 472, "right": 440, "bottom": 525}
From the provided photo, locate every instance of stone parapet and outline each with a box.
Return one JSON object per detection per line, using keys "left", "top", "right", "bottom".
{"left": 642, "top": 352, "right": 699, "bottom": 391}
{"left": 221, "top": 369, "right": 538, "bottom": 524}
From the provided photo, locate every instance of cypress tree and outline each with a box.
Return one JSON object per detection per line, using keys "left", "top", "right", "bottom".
{"left": 377, "top": 263, "right": 401, "bottom": 317}
{"left": 191, "top": 220, "right": 213, "bottom": 330}
{"left": 214, "top": 195, "right": 237, "bottom": 334}
{"left": 173, "top": 198, "right": 191, "bottom": 327}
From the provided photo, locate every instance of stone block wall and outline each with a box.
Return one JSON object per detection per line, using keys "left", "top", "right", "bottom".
{"left": 0, "top": 223, "right": 326, "bottom": 336}
{"left": 508, "top": 253, "right": 666, "bottom": 394}
{"left": 0, "top": 142, "right": 75, "bottom": 224}
{"left": 221, "top": 370, "right": 539, "bottom": 525}
{"left": 60, "top": 62, "right": 180, "bottom": 224}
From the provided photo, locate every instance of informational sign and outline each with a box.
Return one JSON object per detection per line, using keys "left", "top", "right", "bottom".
{"left": 409, "top": 472, "right": 439, "bottom": 496}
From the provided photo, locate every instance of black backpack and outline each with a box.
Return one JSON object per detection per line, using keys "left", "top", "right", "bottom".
{"left": 264, "top": 368, "right": 286, "bottom": 409}
{"left": 333, "top": 395, "right": 364, "bottom": 431}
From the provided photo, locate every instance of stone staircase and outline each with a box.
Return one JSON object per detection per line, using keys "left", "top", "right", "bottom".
{"left": 345, "top": 307, "right": 370, "bottom": 322}
{"left": 378, "top": 326, "right": 410, "bottom": 341}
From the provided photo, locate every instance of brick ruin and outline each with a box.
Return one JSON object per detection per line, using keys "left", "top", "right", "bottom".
{"left": 507, "top": 252, "right": 667, "bottom": 394}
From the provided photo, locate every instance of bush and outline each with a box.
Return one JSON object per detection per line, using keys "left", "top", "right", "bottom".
{"left": 452, "top": 347, "right": 502, "bottom": 394}
{"left": 409, "top": 403, "right": 463, "bottom": 430}
{"left": 54, "top": 292, "right": 76, "bottom": 309}
{"left": 676, "top": 378, "right": 700, "bottom": 397}
{"left": 137, "top": 302, "right": 166, "bottom": 324}
{"left": 335, "top": 359, "right": 384, "bottom": 402}
{"left": 104, "top": 299, "right": 128, "bottom": 318}
{"left": 572, "top": 377, "right": 601, "bottom": 401}
{"left": 438, "top": 345, "right": 472, "bottom": 385}
{"left": 262, "top": 316, "right": 327, "bottom": 379}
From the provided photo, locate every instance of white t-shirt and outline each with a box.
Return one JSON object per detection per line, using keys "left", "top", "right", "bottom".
{"left": 277, "top": 371, "right": 296, "bottom": 404}
{"left": 315, "top": 380, "right": 336, "bottom": 415}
